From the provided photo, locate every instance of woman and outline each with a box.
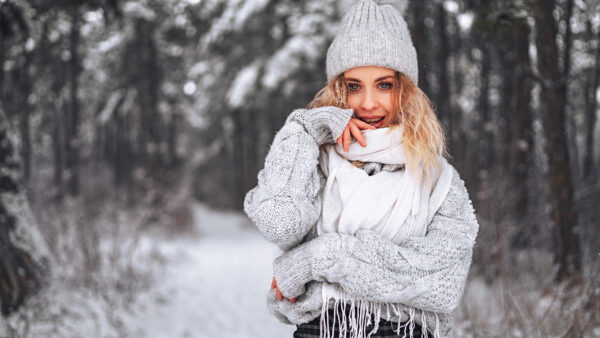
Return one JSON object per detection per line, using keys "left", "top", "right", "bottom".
{"left": 244, "top": 1, "right": 479, "bottom": 337}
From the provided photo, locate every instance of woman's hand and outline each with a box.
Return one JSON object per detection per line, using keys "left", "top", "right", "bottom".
{"left": 271, "top": 277, "right": 296, "bottom": 303}
{"left": 336, "top": 118, "right": 376, "bottom": 152}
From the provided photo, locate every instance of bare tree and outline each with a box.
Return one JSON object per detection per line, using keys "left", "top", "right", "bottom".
{"left": 584, "top": 19, "right": 599, "bottom": 180}
{"left": 65, "top": 3, "right": 81, "bottom": 196}
{"left": 510, "top": 19, "right": 533, "bottom": 247}
{"left": 532, "top": 0, "right": 582, "bottom": 283}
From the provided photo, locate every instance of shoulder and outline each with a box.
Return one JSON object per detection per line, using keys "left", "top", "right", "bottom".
{"left": 445, "top": 164, "right": 472, "bottom": 205}
{"left": 438, "top": 164, "right": 477, "bottom": 223}
{"left": 427, "top": 159, "right": 475, "bottom": 222}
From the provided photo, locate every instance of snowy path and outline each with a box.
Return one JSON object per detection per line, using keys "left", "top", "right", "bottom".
{"left": 131, "top": 204, "right": 295, "bottom": 338}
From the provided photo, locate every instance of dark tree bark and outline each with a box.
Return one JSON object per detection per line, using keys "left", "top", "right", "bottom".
{"left": 114, "top": 94, "right": 134, "bottom": 193}
{"left": 476, "top": 45, "right": 491, "bottom": 186}
{"left": 562, "top": 0, "right": 573, "bottom": 108}
{"left": 499, "top": 42, "right": 514, "bottom": 174}
{"left": 436, "top": 3, "right": 453, "bottom": 154}
{"left": 18, "top": 52, "right": 33, "bottom": 183}
{"left": 0, "top": 4, "right": 5, "bottom": 101}
{"left": 562, "top": 0, "right": 581, "bottom": 184}
{"left": 533, "top": 0, "right": 582, "bottom": 283}
{"left": 0, "top": 111, "right": 48, "bottom": 317}
{"left": 66, "top": 5, "right": 81, "bottom": 196}
{"left": 52, "top": 105, "right": 64, "bottom": 199}
{"left": 131, "top": 18, "right": 162, "bottom": 172}
{"left": 584, "top": 20, "right": 599, "bottom": 180}
{"left": 410, "top": 0, "right": 431, "bottom": 97}
{"left": 509, "top": 20, "right": 533, "bottom": 248}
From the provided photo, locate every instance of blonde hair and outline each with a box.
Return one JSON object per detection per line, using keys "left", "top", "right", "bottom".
{"left": 308, "top": 71, "right": 448, "bottom": 184}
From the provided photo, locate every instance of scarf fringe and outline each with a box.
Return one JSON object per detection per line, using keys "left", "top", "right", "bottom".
{"left": 320, "top": 288, "right": 441, "bottom": 338}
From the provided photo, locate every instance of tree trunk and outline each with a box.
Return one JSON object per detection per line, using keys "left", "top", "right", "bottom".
{"left": 0, "top": 111, "right": 49, "bottom": 317}
{"left": 562, "top": 0, "right": 581, "bottom": 184}
{"left": 584, "top": 20, "right": 599, "bottom": 180}
{"left": 133, "top": 18, "right": 161, "bottom": 173}
{"left": 19, "top": 52, "right": 33, "bottom": 183}
{"left": 475, "top": 45, "right": 492, "bottom": 203}
{"left": 533, "top": 0, "right": 582, "bottom": 283}
{"left": 562, "top": 0, "right": 573, "bottom": 106}
{"left": 66, "top": 5, "right": 80, "bottom": 196}
{"left": 0, "top": 6, "right": 5, "bottom": 103}
{"left": 52, "top": 104, "right": 64, "bottom": 199}
{"left": 437, "top": 3, "right": 453, "bottom": 154}
{"left": 410, "top": 0, "right": 431, "bottom": 96}
{"left": 510, "top": 20, "right": 533, "bottom": 249}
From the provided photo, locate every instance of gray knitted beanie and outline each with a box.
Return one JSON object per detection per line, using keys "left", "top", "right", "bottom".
{"left": 326, "top": 0, "right": 418, "bottom": 85}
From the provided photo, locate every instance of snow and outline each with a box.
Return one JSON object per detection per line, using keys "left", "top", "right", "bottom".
{"left": 122, "top": 203, "right": 294, "bottom": 337}
{"left": 122, "top": 1, "right": 157, "bottom": 21}
{"left": 228, "top": 62, "right": 261, "bottom": 108}
{"left": 202, "top": 0, "right": 270, "bottom": 47}
{"left": 98, "top": 34, "right": 124, "bottom": 53}
{"left": 262, "top": 35, "right": 326, "bottom": 89}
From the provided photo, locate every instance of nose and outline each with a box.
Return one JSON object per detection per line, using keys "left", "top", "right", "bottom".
{"left": 359, "top": 89, "right": 377, "bottom": 111}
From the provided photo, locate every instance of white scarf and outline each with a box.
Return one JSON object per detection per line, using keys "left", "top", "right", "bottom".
{"left": 316, "top": 127, "right": 449, "bottom": 338}
{"left": 317, "top": 127, "right": 430, "bottom": 242}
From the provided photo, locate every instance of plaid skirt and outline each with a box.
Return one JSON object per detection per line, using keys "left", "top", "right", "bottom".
{"left": 293, "top": 307, "right": 433, "bottom": 338}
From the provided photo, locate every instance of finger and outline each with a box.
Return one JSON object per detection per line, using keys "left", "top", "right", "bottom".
{"left": 276, "top": 288, "right": 283, "bottom": 301}
{"left": 350, "top": 123, "right": 366, "bottom": 147}
{"left": 271, "top": 277, "right": 276, "bottom": 290}
{"left": 336, "top": 135, "right": 342, "bottom": 146}
{"left": 353, "top": 118, "right": 377, "bottom": 130}
{"left": 290, "top": 298, "right": 297, "bottom": 303}
{"left": 343, "top": 127, "right": 351, "bottom": 152}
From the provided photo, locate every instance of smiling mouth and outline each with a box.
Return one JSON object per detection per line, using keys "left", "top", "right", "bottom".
{"left": 358, "top": 116, "right": 385, "bottom": 126}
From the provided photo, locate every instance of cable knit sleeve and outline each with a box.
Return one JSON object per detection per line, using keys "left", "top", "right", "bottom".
{"left": 272, "top": 166, "right": 479, "bottom": 314}
{"left": 244, "top": 106, "right": 353, "bottom": 250}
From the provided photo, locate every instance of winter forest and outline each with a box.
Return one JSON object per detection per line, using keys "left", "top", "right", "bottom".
{"left": 0, "top": 0, "right": 599, "bottom": 337}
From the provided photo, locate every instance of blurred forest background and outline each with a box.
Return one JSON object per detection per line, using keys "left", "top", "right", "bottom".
{"left": 1, "top": 0, "right": 599, "bottom": 336}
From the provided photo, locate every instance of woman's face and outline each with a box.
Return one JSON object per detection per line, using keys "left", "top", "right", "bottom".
{"left": 344, "top": 66, "right": 396, "bottom": 128}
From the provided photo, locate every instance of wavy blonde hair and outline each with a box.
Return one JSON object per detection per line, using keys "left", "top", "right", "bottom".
{"left": 307, "top": 71, "right": 448, "bottom": 184}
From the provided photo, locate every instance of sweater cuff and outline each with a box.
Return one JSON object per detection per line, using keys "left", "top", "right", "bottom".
{"left": 286, "top": 107, "right": 354, "bottom": 145}
{"left": 273, "top": 242, "right": 313, "bottom": 299}
{"left": 272, "top": 233, "right": 357, "bottom": 299}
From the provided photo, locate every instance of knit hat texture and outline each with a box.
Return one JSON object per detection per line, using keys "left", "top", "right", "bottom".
{"left": 326, "top": 0, "right": 418, "bottom": 84}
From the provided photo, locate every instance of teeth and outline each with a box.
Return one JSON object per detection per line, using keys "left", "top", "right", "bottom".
{"left": 361, "top": 117, "right": 383, "bottom": 123}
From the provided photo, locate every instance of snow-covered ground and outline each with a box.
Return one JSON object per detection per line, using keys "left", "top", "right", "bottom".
{"left": 123, "top": 204, "right": 294, "bottom": 337}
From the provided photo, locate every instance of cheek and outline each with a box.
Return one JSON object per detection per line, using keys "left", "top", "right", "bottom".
{"left": 346, "top": 95, "right": 360, "bottom": 110}
{"left": 380, "top": 94, "right": 394, "bottom": 115}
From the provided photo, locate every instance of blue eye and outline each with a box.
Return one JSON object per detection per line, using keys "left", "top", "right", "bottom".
{"left": 348, "top": 83, "right": 361, "bottom": 92}
{"left": 379, "top": 82, "right": 393, "bottom": 90}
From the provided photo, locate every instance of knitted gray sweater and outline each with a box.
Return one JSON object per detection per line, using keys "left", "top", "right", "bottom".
{"left": 244, "top": 107, "right": 479, "bottom": 337}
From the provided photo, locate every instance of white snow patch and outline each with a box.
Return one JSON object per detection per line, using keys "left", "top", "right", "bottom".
{"left": 227, "top": 62, "right": 261, "bottom": 108}
{"left": 123, "top": 1, "right": 157, "bottom": 20}
{"left": 458, "top": 12, "right": 474, "bottom": 32}
{"left": 98, "top": 33, "right": 124, "bottom": 53}
{"left": 262, "top": 35, "right": 326, "bottom": 89}
{"left": 122, "top": 203, "right": 294, "bottom": 337}
{"left": 202, "top": 0, "right": 270, "bottom": 47}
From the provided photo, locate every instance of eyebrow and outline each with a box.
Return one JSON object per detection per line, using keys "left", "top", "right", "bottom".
{"left": 345, "top": 75, "right": 394, "bottom": 82}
